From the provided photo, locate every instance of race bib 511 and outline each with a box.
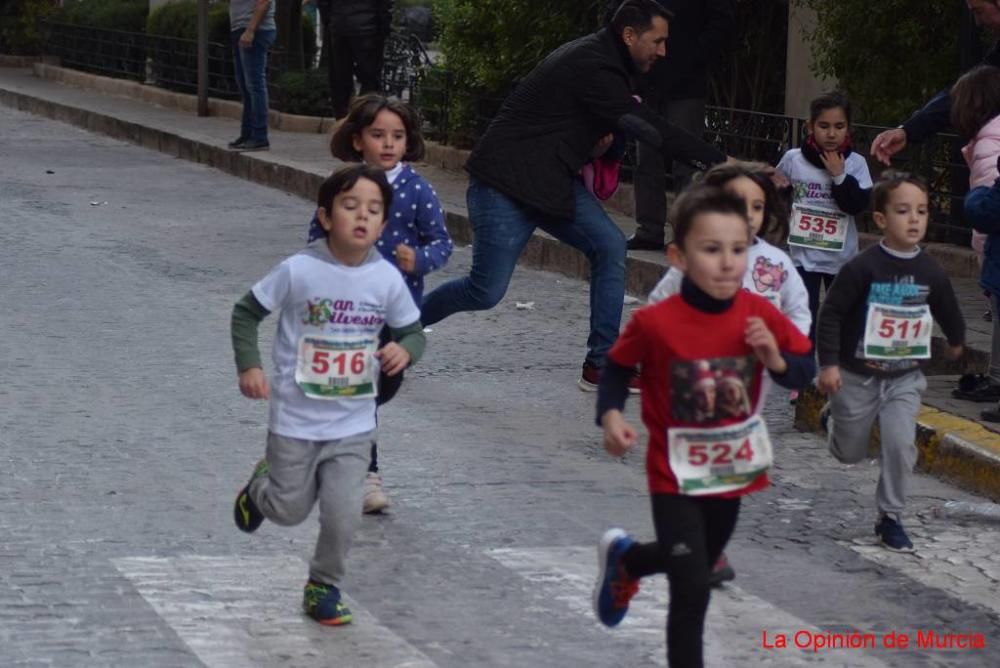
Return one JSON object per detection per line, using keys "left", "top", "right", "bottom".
{"left": 862, "top": 303, "right": 932, "bottom": 360}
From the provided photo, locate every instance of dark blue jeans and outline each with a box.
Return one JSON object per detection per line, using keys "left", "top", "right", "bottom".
{"left": 421, "top": 178, "right": 627, "bottom": 367}
{"left": 230, "top": 28, "right": 276, "bottom": 142}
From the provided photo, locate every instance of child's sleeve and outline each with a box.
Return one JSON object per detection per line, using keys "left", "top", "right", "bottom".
{"left": 231, "top": 292, "right": 271, "bottom": 372}
{"left": 384, "top": 271, "right": 426, "bottom": 365}
{"left": 928, "top": 270, "right": 966, "bottom": 348}
{"left": 596, "top": 310, "right": 648, "bottom": 424}
{"left": 780, "top": 265, "right": 812, "bottom": 335}
{"left": 760, "top": 301, "right": 815, "bottom": 389}
{"left": 830, "top": 155, "right": 872, "bottom": 216}
{"left": 816, "top": 262, "right": 865, "bottom": 367}
{"left": 776, "top": 152, "right": 793, "bottom": 180}
{"left": 965, "top": 181, "right": 1000, "bottom": 236}
{"left": 648, "top": 267, "right": 682, "bottom": 304}
{"left": 410, "top": 178, "right": 453, "bottom": 277}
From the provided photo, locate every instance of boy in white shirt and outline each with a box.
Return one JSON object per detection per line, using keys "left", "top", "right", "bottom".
{"left": 230, "top": 164, "right": 426, "bottom": 625}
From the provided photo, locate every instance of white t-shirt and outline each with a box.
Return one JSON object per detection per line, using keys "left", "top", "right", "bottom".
{"left": 776, "top": 148, "right": 872, "bottom": 274}
{"left": 252, "top": 244, "right": 421, "bottom": 441}
{"left": 648, "top": 237, "right": 811, "bottom": 335}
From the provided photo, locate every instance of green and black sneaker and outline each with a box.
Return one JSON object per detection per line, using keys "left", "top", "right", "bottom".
{"left": 233, "top": 458, "right": 269, "bottom": 533}
{"left": 303, "top": 580, "right": 353, "bottom": 626}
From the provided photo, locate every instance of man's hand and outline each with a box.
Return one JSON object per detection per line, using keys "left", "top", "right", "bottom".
{"left": 819, "top": 150, "right": 845, "bottom": 178}
{"left": 376, "top": 342, "right": 411, "bottom": 376}
{"left": 396, "top": 244, "right": 416, "bottom": 273}
{"left": 590, "top": 133, "right": 614, "bottom": 158}
{"left": 239, "top": 28, "right": 255, "bottom": 48}
{"left": 817, "top": 366, "right": 842, "bottom": 394}
{"left": 870, "top": 128, "right": 907, "bottom": 166}
{"left": 239, "top": 367, "right": 270, "bottom": 399}
{"left": 601, "top": 409, "right": 637, "bottom": 457}
{"left": 745, "top": 317, "right": 785, "bottom": 373}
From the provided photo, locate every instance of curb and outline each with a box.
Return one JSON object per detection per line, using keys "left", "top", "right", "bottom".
{"left": 794, "top": 386, "right": 1000, "bottom": 501}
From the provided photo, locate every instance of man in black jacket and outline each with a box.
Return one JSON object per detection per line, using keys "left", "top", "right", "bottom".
{"left": 317, "top": 0, "right": 393, "bottom": 118}
{"left": 421, "top": 0, "right": 728, "bottom": 391}
{"left": 623, "top": 0, "right": 735, "bottom": 251}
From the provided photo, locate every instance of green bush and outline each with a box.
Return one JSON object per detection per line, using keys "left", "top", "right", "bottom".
{"left": 275, "top": 67, "right": 329, "bottom": 116}
{"left": 147, "top": 0, "right": 231, "bottom": 44}
{"left": 56, "top": 0, "right": 149, "bottom": 32}
{"left": 0, "top": 0, "right": 57, "bottom": 54}
{"left": 431, "top": 0, "right": 604, "bottom": 140}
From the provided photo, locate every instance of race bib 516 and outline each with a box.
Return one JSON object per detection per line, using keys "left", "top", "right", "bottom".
{"left": 295, "top": 335, "right": 377, "bottom": 399}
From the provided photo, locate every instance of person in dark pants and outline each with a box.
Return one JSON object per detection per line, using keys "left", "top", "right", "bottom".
{"left": 870, "top": 0, "right": 1000, "bottom": 402}
{"left": 421, "top": 0, "right": 730, "bottom": 392}
{"left": 606, "top": 0, "right": 735, "bottom": 251}
{"left": 319, "top": 0, "right": 394, "bottom": 119}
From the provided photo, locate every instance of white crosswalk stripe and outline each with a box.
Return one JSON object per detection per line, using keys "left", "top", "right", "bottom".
{"left": 487, "top": 546, "right": 894, "bottom": 668}
{"left": 112, "top": 555, "right": 439, "bottom": 668}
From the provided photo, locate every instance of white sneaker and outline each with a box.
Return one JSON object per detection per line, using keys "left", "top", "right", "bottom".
{"left": 363, "top": 472, "right": 390, "bottom": 514}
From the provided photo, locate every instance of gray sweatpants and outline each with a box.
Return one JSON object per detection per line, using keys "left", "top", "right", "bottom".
{"left": 250, "top": 429, "right": 375, "bottom": 585}
{"left": 827, "top": 368, "right": 926, "bottom": 520}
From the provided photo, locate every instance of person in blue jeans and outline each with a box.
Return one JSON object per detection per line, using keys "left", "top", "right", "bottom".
{"left": 421, "top": 0, "right": 728, "bottom": 392}
{"left": 229, "top": 0, "right": 276, "bottom": 152}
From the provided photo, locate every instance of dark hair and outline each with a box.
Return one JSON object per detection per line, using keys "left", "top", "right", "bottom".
{"left": 871, "top": 170, "right": 929, "bottom": 214}
{"left": 316, "top": 164, "right": 393, "bottom": 224}
{"left": 329, "top": 94, "right": 426, "bottom": 163}
{"left": 610, "top": 0, "right": 673, "bottom": 35}
{"left": 695, "top": 161, "right": 788, "bottom": 244}
{"left": 809, "top": 90, "right": 852, "bottom": 124}
{"left": 950, "top": 65, "right": 1000, "bottom": 139}
{"left": 671, "top": 185, "right": 750, "bottom": 250}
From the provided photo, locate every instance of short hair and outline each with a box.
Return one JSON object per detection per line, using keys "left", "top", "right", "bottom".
{"left": 695, "top": 161, "right": 788, "bottom": 243}
{"left": 871, "top": 171, "right": 929, "bottom": 214}
{"left": 316, "top": 164, "right": 394, "bottom": 223}
{"left": 671, "top": 185, "right": 750, "bottom": 250}
{"left": 950, "top": 64, "right": 1000, "bottom": 139}
{"left": 329, "top": 94, "right": 426, "bottom": 163}
{"left": 809, "top": 90, "right": 852, "bottom": 124}
{"left": 610, "top": 0, "right": 673, "bottom": 36}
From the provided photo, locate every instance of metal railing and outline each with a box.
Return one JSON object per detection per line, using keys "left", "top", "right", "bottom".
{"left": 42, "top": 22, "right": 973, "bottom": 245}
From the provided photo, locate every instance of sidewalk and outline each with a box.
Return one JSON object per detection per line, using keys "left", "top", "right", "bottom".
{"left": 2, "top": 63, "right": 1000, "bottom": 500}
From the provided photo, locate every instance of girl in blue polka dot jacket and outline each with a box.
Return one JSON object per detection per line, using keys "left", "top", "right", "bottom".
{"left": 307, "top": 94, "right": 453, "bottom": 513}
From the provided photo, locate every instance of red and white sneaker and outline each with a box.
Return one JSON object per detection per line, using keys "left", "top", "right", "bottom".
{"left": 577, "top": 362, "right": 641, "bottom": 394}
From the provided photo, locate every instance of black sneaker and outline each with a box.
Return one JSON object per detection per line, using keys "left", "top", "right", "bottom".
{"left": 707, "top": 552, "right": 736, "bottom": 587}
{"left": 232, "top": 138, "right": 270, "bottom": 152}
{"left": 625, "top": 234, "right": 664, "bottom": 252}
{"left": 952, "top": 374, "right": 1000, "bottom": 402}
{"left": 819, "top": 403, "right": 831, "bottom": 434}
{"left": 227, "top": 136, "right": 248, "bottom": 150}
{"left": 874, "top": 515, "right": 914, "bottom": 552}
{"left": 233, "top": 459, "right": 269, "bottom": 533}
{"left": 982, "top": 404, "right": 1000, "bottom": 423}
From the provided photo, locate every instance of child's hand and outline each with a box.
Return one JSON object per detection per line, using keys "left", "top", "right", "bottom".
{"left": 376, "top": 342, "right": 411, "bottom": 376}
{"left": 590, "top": 133, "right": 614, "bottom": 158}
{"left": 764, "top": 165, "right": 790, "bottom": 189}
{"left": 945, "top": 344, "right": 963, "bottom": 360}
{"left": 819, "top": 150, "right": 845, "bottom": 178}
{"left": 396, "top": 244, "right": 417, "bottom": 273}
{"left": 817, "top": 366, "right": 842, "bottom": 394}
{"left": 601, "top": 409, "right": 637, "bottom": 457}
{"left": 745, "top": 317, "right": 785, "bottom": 373}
{"left": 239, "top": 367, "right": 270, "bottom": 400}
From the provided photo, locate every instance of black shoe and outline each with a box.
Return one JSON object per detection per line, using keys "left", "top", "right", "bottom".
{"left": 626, "top": 234, "right": 664, "bottom": 252}
{"left": 232, "top": 138, "right": 270, "bottom": 152}
{"left": 227, "top": 136, "right": 248, "bottom": 150}
{"left": 952, "top": 374, "right": 1000, "bottom": 403}
{"left": 982, "top": 404, "right": 1000, "bottom": 423}
{"left": 233, "top": 459, "right": 269, "bottom": 533}
{"left": 708, "top": 553, "right": 736, "bottom": 587}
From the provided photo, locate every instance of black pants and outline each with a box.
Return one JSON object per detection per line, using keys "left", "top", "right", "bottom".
{"left": 633, "top": 97, "right": 707, "bottom": 244}
{"left": 371, "top": 326, "right": 403, "bottom": 473}
{"left": 328, "top": 33, "right": 385, "bottom": 118}
{"left": 796, "top": 267, "right": 836, "bottom": 344}
{"left": 622, "top": 494, "right": 741, "bottom": 668}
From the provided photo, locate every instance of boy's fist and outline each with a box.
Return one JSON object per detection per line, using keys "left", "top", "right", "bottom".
{"left": 817, "top": 366, "right": 842, "bottom": 394}
{"left": 376, "top": 342, "right": 411, "bottom": 376}
{"left": 239, "top": 367, "right": 270, "bottom": 399}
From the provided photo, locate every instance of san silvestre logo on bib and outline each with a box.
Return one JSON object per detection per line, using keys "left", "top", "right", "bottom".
{"left": 761, "top": 629, "right": 986, "bottom": 652}
{"left": 303, "top": 299, "right": 386, "bottom": 327}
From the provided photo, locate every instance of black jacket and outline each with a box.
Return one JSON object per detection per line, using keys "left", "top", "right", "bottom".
{"left": 319, "top": 0, "right": 393, "bottom": 37}
{"left": 465, "top": 28, "right": 726, "bottom": 220}
{"left": 604, "top": 0, "right": 735, "bottom": 102}
{"left": 903, "top": 40, "right": 1000, "bottom": 143}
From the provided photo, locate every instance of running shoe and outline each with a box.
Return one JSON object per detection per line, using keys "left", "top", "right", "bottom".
{"left": 233, "top": 458, "right": 269, "bottom": 533}
{"left": 593, "top": 528, "right": 639, "bottom": 627}
{"left": 875, "top": 515, "right": 914, "bottom": 552}
{"left": 303, "top": 581, "right": 353, "bottom": 625}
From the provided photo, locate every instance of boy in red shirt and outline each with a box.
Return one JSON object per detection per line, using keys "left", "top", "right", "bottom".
{"left": 592, "top": 186, "right": 815, "bottom": 667}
